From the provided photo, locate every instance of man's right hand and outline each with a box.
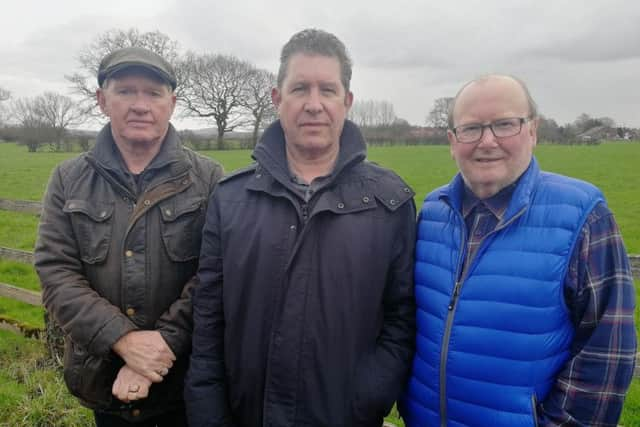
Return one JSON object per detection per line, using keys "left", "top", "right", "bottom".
{"left": 112, "top": 330, "right": 176, "bottom": 383}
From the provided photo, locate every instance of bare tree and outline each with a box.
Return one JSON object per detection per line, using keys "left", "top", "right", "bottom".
{"left": 10, "top": 92, "right": 84, "bottom": 152}
{"left": 10, "top": 97, "right": 49, "bottom": 152}
{"left": 66, "top": 28, "right": 180, "bottom": 118}
{"left": 349, "top": 99, "right": 374, "bottom": 128}
{"left": 0, "top": 86, "right": 10, "bottom": 126}
{"left": 349, "top": 99, "right": 397, "bottom": 128}
{"left": 426, "top": 97, "right": 454, "bottom": 129}
{"left": 178, "top": 52, "right": 253, "bottom": 147}
{"left": 242, "top": 68, "right": 277, "bottom": 147}
{"left": 0, "top": 87, "right": 9, "bottom": 102}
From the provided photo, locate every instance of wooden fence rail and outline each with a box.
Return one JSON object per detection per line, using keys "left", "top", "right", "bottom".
{"left": 0, "top": 246, "right": 34, "bottom": 264}
{"left": 0, "top": 198, "right": 42, "bottom": 215}
{"left": 0, "top": 282, "right": 41, "bottom": 306}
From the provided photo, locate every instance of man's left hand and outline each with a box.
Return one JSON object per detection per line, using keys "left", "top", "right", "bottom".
{"left": 112, "top": 365, "right": 152, "bottom": 403}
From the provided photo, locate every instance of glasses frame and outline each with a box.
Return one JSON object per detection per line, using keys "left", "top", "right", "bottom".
{"left": 452, "top": 117, "right": 533, "bottom": 144}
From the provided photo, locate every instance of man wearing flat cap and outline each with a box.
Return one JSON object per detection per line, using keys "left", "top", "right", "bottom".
{"left": 35, "top": 46, "right": 223, "bottom": 426}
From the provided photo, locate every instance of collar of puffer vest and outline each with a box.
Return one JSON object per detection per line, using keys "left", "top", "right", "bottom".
{"left": 437, "top": 156, "right": 541, "bottom": 223}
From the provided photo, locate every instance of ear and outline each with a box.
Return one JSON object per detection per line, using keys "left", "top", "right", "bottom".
{"left": 447, "top": 129, "right": 456, "bottom": 158}
{"left": 271, "top": 87, "right": 281, "bottom": 108}
{"left": 529, "top": 117, "right": 539, "bottom": 147}
{"left": 344, "top": 91, "right": 354, "bottom": 109}
{"left": 169, "top": 93, "right": 177, "bottom": 116}
{"left": 96, "top": 88, "right": 109, "bottom": 116}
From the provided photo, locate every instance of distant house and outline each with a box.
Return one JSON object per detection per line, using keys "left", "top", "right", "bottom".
{"left": 576, "top": 125, "right": 618, "bottom": 142}
{"left": 408, "top": 127, "right": 445, "bottom": 139}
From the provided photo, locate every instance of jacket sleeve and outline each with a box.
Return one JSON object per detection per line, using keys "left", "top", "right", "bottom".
{"left": 184, "top": 190, "right": 234, "bottom": 427}
{"left": 352, "top": 199, "right": 417, "bottom": 423}
{"left": 34, "top": 165, "right": 137, "bottom": 357}
{"left": 156, "top": 162, "right": 225, "bottom": 358}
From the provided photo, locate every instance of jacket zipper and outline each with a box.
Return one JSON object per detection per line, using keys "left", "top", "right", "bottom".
{"left": 438, "top": 204, "right": 527, "bottom": 427}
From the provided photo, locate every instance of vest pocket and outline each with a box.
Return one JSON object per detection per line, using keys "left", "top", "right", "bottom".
{"left": 63, "top": 200, "right": 114, "bottom": 264}
{"left": 159, "top": 196, "right": 205, "bottom": 262}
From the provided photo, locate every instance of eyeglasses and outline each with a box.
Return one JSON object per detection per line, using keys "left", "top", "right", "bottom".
{"left": 452, "top": 117, "right": 532, "bottom": 144}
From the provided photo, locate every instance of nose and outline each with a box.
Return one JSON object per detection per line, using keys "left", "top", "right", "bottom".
{"left": 477, "top": 125, "right": 499, "bottom": 147}
{"left": 130, "top": 94, "right": 151, "bottom": 114}
{"left": 304, "top": 88, "right": 323, "bottom": 114}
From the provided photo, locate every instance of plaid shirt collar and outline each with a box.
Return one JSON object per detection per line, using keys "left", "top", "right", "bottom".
{"left": 462, "top": 182, "right": 517, "bottom": 223}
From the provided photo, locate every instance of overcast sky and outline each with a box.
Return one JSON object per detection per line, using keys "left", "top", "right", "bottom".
{"left": 2, "top": 0, "right": 639, "bottom": 128}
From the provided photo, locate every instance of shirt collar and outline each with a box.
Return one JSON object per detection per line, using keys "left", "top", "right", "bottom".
{"left": 462, "top": 182, "right": 518, "bottom": 221}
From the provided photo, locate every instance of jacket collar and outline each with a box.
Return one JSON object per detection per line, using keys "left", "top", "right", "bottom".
{"left": 251, "top": 119, "right": 367, "bottom": 192}
{"left": 89, "top": 122, "right": 188, "bottom": 176}
{"left": 439, "top": 156, "right": 540, "bottom": 223}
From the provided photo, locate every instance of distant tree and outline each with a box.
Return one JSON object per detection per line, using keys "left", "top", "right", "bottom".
{"left": 0, "top": 87, "right": 9, "bottom": 102}
{"left": 10, "top": 92, "right": 84, "bottom": 152}
{"left": 66, "top": 28, "right": 181, "bottom": 119}
{"left": 571, "top": 113, "right": 616, "bottom": 137}
{"left": 177, "top": 52, "right": 253, "bottom": 147}
{"left": 349, "top": 100, "right": 374, "bottom": 128}
{"left": 10, "top": 98, "right": 49, "bottom": 152}
{"left": 0, "top": 87, "right": 10, "bottom": 127}
{"left": 536, "top": 115, "right": 563, "bottom": 142}
{"left": 349, "top": 99, "right": 397, "bottom": 128}
{"left": 596, "top": 116, "right": 616, "bottom": 128}
{"left": 426, "top": 97, "right": 454, "bottom": 129}
{"left": 242, "top": 68, "right": 277, "bottom": 148}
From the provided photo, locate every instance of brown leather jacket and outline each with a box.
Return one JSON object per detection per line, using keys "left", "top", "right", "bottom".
{"left": 34, "top": 123, "right": 223, "bottom": 421}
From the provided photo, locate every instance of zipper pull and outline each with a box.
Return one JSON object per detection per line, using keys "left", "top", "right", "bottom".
{"left": 448, "top": 281, "right": 461, "bottom": 311}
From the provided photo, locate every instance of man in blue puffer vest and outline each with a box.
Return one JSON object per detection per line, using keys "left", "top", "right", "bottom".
{"left": 401, "top": 74, "right": 636, "bottom": 427}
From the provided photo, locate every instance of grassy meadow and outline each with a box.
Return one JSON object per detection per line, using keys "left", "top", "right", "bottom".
{"left": 0, "top": 140, "right": 638, "bottom": 426}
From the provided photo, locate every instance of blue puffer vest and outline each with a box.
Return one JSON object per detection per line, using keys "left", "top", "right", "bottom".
{"left": 402, "top": 158, "right": 604, "bottom": 427}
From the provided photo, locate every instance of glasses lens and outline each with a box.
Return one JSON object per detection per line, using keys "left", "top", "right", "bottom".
{"left": 456, "top": 124, "right": 482, "bottom": 143}
{"left": 492, "top": 118, "right": 522, "bottom": 137}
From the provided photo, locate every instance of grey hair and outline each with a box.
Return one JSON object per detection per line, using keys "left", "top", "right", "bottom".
{"left": 277, "top": 28, "right": 352, "bottom": 92}
{"left": 447, "top": 74, "right": 538, "bottom": 129}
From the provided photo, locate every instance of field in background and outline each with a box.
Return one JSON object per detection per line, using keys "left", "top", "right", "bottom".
{"left": 1, "top": 142, "right": 638, "bottom": 252}
{"left": 0, "top": 141, "right": 638, "bottom": 425}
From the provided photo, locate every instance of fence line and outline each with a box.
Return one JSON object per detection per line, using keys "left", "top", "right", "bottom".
{"left": 0, "top": 198, "right": 42, "bottom": 215}
{"left": 0, "top": 282, "right": 41, "bottom": 306}
{"left": 0, "top": 246, "right": 34, "bottom": 264}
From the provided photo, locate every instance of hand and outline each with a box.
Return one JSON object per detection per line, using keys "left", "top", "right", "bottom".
{"left": 112, "top": 330, "right": 175, "bottom": 383}
{"left": 112, "top": 365, "right": 152, "bottom": 403}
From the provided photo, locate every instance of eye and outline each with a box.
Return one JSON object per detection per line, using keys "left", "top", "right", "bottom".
{"left": 493, "top": 118, "right": 518, "bottom": 130}
{"left": 458, "top": 124, "right": 481, "bottom": 134}
{"left": 321, "top": 86, "right": 337, "bottom": 94}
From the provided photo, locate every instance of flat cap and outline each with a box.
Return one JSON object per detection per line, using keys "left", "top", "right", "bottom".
{"left": 97, "top": 46, "right": 177, "bottom": 89}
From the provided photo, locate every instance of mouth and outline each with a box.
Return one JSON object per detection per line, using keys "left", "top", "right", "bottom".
{"left": 127, "top": 120, "right": 153, "bottom": 127}
{"left": 300, "top": 122, "right": 328, "bottom": 127}
{"left": 474, "top": 157, "right": 502, "bottom": 163}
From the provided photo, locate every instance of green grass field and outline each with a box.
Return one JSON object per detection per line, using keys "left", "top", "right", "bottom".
{"left": 0, "top": 141, "right": 639, "bottom": 425}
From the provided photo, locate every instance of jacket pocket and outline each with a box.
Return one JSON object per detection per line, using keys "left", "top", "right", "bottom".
{"left": 63, "top": 337, "right": 118, "bottom": 407}
{"left": 159, "top": 196, "right": 205, "bottom": 262}
{"left": 349, "top": 356, "right": 388, "bottom": 425}
{"left": 63, "top": 200, "right": 114, "bottom": 264}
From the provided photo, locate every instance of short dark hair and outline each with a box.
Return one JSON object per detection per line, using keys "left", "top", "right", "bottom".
{"left": 448, "top": 74, "right": 538, "bottom": 129}
{"left": 277, "top": 28, "right": 352, "bottom": 92}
